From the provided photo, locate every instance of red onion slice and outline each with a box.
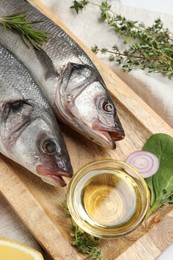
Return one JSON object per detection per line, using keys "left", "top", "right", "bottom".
{"left": 125, "top": 151, "right": 160, "bottom": 178}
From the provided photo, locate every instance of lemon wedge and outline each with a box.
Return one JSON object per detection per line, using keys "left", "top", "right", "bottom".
{"left": 0, "top": 238, "right": 44, "bottom": 260}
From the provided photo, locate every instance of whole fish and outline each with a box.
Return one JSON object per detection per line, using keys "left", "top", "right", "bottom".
{"left": 0, "top": 0, "right": 125, "bottom": 149}
{"left": 0, "top": 43, "right": 73, "bottom": 187}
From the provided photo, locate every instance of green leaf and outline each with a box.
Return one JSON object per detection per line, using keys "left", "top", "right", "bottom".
{"left": 143, "top": 133, "right": 173, "bottom": 217}
{"left": 91, "top": 45, "right": 99, "bottom": 54}
{"left": 166, "top": 193, "right": 173, "bottom": 203}
{"left": 145, "top": 176, "right": 156, "bottom": 206}
{"left": 100, "top": 1, "right": 111, "bottom": 12}
{"left": 70, "top": 0, "right": 89, "bottom": 13}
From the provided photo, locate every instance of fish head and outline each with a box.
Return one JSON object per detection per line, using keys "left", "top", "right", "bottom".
{"left": 0, "top": 98, "right": 73, "bottom": 187}
{"left": 58, "top": 63, "right": 125, "bottom": 149}
{"left": 35, "top": 129, "right": 73, "bottom": 187}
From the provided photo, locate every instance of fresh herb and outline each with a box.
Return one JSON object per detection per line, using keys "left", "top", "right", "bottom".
{"left": 70, "top": 0, "right": 90, "bottom": 13}
{"left": 71, "top": 1, "right": 173, "bottom": 78}
{"left": 71, "top": 225, "right": 102, "bottom": 259}
{"left": 0, "top": 12, "right": 48, "bottom": 48}
{"left": 143, "top": 133, "right": 173, "bottom": 218}
{"left": 62, "top": 201, "right": 102, "bottom": 259}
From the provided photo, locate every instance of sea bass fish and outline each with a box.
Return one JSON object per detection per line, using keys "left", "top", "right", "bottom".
{"left": 0, "top": 43, "right": 73, "bottom": 187}
{"left": 0, "top": 0, "right": 125, "bottom": 149}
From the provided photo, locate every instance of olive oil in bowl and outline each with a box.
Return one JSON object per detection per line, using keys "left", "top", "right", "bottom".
{"left": 67, "top": 160, "right": 150, "bottom": 239}
{"left": 82, "top": 170, "right": 142, "bottom": 227}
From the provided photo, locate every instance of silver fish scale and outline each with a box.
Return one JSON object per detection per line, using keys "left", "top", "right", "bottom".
{"left": 1, "top": 0, "right": 93, "bottom": 67}
{"left": 0, "top": 0, "right": 125, "bottom": 149}
{"left": 0, "top": 42, "right": 73, "bottom": 184}
{"left": 0, "top": 43, "right": 50, "bottom": 110}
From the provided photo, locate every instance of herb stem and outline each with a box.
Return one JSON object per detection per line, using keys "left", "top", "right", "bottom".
{"left": 62, "top": 201, "right": 102, "bottom": 259}
{"left": 145, "top": 202, "right": 161, "bottom": 219}
{"left": 71, "top": 0, "right": 173, "bottom": 78}
{"left": 146, "top": 193, "right": 173, "bottom": 219}
{"left": 0, "top": 12, "right": 48, "bottom": 48}
{"left": 102, "top": 49, "right": 166, "bottom": 62}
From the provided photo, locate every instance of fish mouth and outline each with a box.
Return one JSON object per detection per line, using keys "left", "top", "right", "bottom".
{"left": 36, "top": 165, "right": 72, "bottom": 187}
{"left": 92, "top": 120, "right": 125, "bottom": 149}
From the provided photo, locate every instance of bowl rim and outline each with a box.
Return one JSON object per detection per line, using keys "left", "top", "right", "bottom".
{"left": 67, "top": 159, "right": 150, "bottom": 239}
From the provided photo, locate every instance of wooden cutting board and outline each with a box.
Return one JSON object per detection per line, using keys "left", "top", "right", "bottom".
{"left": 0, "top": 1, "right": 173, "bottom": 259}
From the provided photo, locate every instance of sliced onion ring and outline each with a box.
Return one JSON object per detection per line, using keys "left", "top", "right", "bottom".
{"left": 125, "top": 151, "right": 160, "bottom": 178}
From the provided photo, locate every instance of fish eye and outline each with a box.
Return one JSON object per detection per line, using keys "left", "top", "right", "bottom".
{"left": 102, "top": 100, "right": 113, "bottom": 112}
{"left": 99, "top": 97, "right": 114, "bottom": 114}
{"left": 2, "top": 99, "right": 30, "bottom": 121}
{"left": 10, "top": 100, "right": 24, "bottom": 113}
{"left": 41, "top": 139, "right": 57, "bottom": 155}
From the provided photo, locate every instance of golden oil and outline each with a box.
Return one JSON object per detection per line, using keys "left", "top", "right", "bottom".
{"left": 67, "top": 160, "right": 150, "bottom": 238}
{"left": 81, "top": 169, "right": 142, "bottom": 228}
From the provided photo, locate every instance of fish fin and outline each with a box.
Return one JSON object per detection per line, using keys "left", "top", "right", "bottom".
{"left": 34, "top": 48, "right": 58, "bottom": 80}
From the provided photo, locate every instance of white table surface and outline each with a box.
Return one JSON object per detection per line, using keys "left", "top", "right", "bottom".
{"left": 121, "top": 0, "right": 173, "bottom": 15}
{"left": 0, "top": 1, "right": 173, "bottom": 259}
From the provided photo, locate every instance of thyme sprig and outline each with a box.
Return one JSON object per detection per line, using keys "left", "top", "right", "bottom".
{"left": 71, "top": 0, "right": 173, "bottom": 78}
{"left": 0, "top": 12, "right": 48, "bottom": 48}
{"left": 71, "top": 225, "right": 102, "bottom": 259}
{"left": 62, "top": 201, "right": 102, "bottom": 259}
{"left": 70, "top": 0, "right": 90, "bottom": 13}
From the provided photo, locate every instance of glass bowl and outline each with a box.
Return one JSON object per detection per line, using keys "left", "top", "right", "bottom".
{"left": 67, "top": 159, "right": 150, "bottom": 239}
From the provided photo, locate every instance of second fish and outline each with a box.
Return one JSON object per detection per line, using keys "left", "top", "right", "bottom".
{"left": 0, "top": 0, "right": 125, "bottom": 149}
